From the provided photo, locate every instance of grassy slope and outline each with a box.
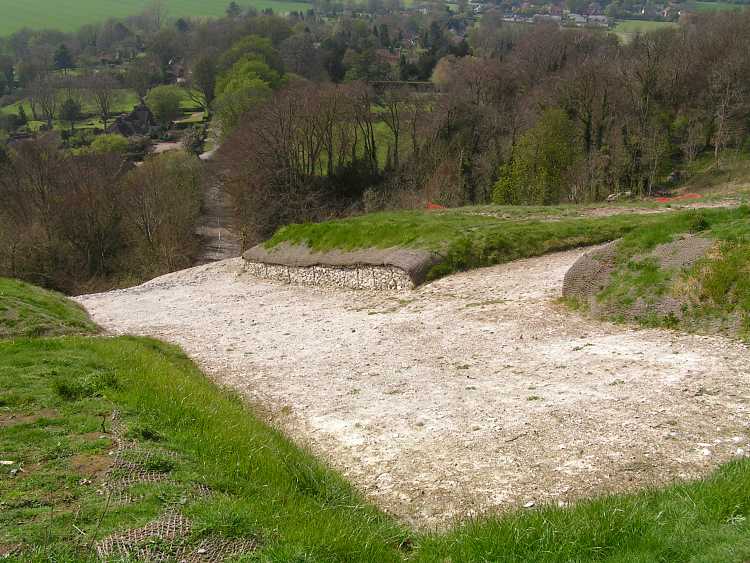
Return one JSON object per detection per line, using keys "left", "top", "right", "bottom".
{"left": 0, "top": 337, "right": 408, "bottom": 561}
{"left": 0, "top": 278, "right": 97, "bottom": 338}
{"left": 1, "top": 282, "right": 750, "bottom": 561}
{"left": 0, "top": 0, "right": 311, "bottom": 36}
{"left": 267, "top": 206, "right": 738, "bottom": 281}
{"left": 680, "top": 151, "right": 750, "bottom": 199}
{"left": 587, "top": 206, "right": 750, "bottom": 337}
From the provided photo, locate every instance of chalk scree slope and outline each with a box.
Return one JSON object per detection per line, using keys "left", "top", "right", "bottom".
{"left": 77, "top": 249, "right": 750, "bottom": 528}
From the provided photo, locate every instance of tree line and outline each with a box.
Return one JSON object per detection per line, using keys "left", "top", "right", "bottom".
{"left": 213, "top": 9, "right": 750, "bottom": 247}
{"left": 0, "top": 141, "right": 203, "bottom": 294}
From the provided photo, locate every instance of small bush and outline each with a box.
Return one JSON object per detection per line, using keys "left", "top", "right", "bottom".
{"left": 89, "top": 133, "right": 129, "bottom": 155}
{"left": 686, "top": 211, "right": 710, "bottom": 233}
{"left": 143, "top": 454, "right": 176, "bottom": 473}
{"left": 127, "top": 424, "right": 164, "bottom": 442}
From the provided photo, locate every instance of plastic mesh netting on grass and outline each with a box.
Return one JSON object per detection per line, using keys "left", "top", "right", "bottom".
{"left": 95, "top": 412, "right": 257, "bottom": 561}
{"left": 96, "top": 510, "right": 257, "bottom": 562}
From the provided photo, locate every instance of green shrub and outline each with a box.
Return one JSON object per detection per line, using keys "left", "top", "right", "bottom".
{"left": 686, "top": 211, "right": 710, "bottom": 232}
{"left": 145, "top": 85, "right": 185, "bottom": 127}
{"left": 89, "top": 133, "right": 129, "bottom": 155}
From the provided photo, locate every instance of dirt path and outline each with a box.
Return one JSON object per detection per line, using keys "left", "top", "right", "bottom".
{"left": 195, "top": 182, "right": 241, "bottom": 264}
{"left": 76, "top": 250, "right": 750, "bottom": 528}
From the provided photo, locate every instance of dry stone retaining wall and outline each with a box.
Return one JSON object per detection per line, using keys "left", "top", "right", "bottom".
{"left": 242, "top": 242, "right": 442, "bottom": 291}
{"left": 244, "top": 261, "right": 415, "bottom": 291}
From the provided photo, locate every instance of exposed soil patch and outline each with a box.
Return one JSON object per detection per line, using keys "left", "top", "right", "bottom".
{"left": 76, "top": 253, "right": 750, "bottom": 529}
{"left": 69, "top": 453, "right": 114, "bottom": 478}
{"left": 0, "top": 408, "right": 58, "bottom": 428}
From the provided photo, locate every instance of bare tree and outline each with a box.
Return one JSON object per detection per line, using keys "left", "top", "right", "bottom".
{"left": 28, "top": 74, "right": 61, "bottom": 129}
{"left": 186, "top": 54, "right": 217, "bottom": 114}
{"left": 710, "top": 53, "right": 748, "bottom": 168}
{"left": 379, "top": 87, "right": 408, "bottom": 170}
{"left": 85, "top": 72, "right": 122, "bottom": 130}
{"left": 57, "top": 154, "right": 127, "bottom": 278}
{"left": 126, "top": 61, "right": 159, "bottom": 103}
{"left": 122, "top": 152, "right": 203, "bottom": 272}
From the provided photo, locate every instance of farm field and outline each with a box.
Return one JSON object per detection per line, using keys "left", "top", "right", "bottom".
{"left": 0, "top": 0, "right": 311, "bottom": 36}
{"left": 688, "top": 0, "right": 749, "bottom": 11}
{"left": 612, "top": 19, "right": 678, "bottom": 41}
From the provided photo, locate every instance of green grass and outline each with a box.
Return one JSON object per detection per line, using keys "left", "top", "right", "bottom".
{"left": 0, "top": 89, "right": 140, "bottom": 134}
{"left": 0, "top": 89, "right": 140, "bottom": 118}
{"left": 612, "top": 20, "right": 679, "bottom": 33}
{"left": 266, "top": 205, "right": 735, "bottom": 281}
{"left": 0, "top": 336, "right": 409, "bottom": 561}
{"left": 2, "top": 283, "right": 750, "bottom": 560}
{"left": 0, "top": 0, "right": 312, "bottom": 37}
{"left": 612, "top": 19, "right": 679, "bottom": 43}
{"left": 0, "top": 278, "right": 97, "bottom": 339}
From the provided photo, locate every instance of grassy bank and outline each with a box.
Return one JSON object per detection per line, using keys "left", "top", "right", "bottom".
{"left": 267, "top": 206, "right": 743, "bottom": 281}
{"left": 0, "top": 336, "right": 408, "bottom": 561}
{"left": 3, "top": 268, "right": 750, "bottom": 561}
{"left": 0, "top": 278, "right": 97, "bottom": 338}
{"left": 570, "top": 206, "right": 750, "bottom": 338}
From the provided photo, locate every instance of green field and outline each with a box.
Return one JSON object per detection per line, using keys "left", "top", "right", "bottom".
{"left": 613, "top": 20, "right": 679, "bottom": 33}
{"left": 612, "top": 19, "right": 679, "bottom": 42}
{"left": 689, "top": 0, "right": 749, "bottom": 11}
{"left": 0, "top": 0, "right": 312, "bottom": 37}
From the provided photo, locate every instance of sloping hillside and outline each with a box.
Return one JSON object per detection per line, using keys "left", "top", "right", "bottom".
{"left": 564, "top": 206, "right": 750, "bottom": 339}
{"left": 0, "top": 278, "right": 97, "bottom": 338}
{"left": 77, "top": 249, "right": 750, "bottom": 535}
